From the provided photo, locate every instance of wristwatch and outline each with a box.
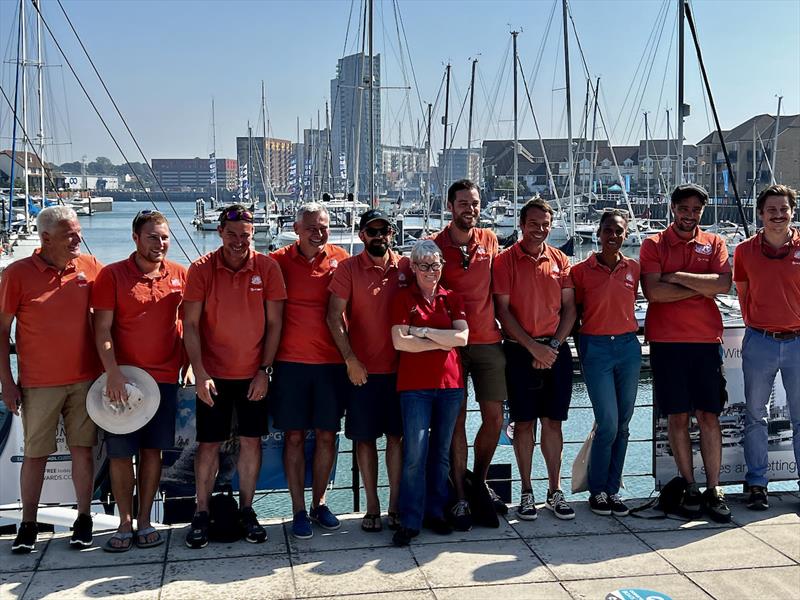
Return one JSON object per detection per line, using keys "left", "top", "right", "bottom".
{"left": 260, "top": 364, "right": 274, "bottom": 377}
{"left": 548, "top": 337, "right": 561, "bottom": 350}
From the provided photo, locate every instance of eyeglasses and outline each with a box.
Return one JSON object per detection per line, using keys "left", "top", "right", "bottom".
{"left": 219, "top": 207, "right": 254, "bottom": 223}
{"left": 415, "top": 261, "right": 443, "bottom": 272}
{"left": 458, "top": 245, "right": 470, "bottom": 270}
{"left": 364, "top": 225, "right": 392, "bottom": 237}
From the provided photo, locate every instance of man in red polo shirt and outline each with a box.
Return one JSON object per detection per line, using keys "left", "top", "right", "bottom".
{"left": 91, "top": 210, "right": 186, "bottom": 551}
{"left": 183, "top": 205, "right": 286, "bottom": 548}
{"left": 734, "top": 184, "right": 800, "bottom": 511}
{"left": 432, "top": 179, "right": 507, "bottom": 530}
{"left": 327, "top": 209, "right": 411, "bottom": 532}
{"left": 641, "top": 183, "right": 732, "bottom": 522}
{"left": 271, "top": 202, "right": 349, "bottom": 540}
{"left": 493, "top": 198, "right": 577, "bottom": 521}
{"left": 0, "top": 206, "right": 102, "bottom": 553}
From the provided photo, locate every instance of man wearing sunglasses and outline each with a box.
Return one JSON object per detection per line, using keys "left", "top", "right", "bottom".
{"left": 327, "top": 209, "right": 412, "bottom": 533}
{"left": 183, "top": 204, "right": 287, "bottom": 548}
{"left": 271, "top": 202, "right": 350, "bottom": 539}
{"left": 432, "top": 179, "right": 506, "bottom": 531}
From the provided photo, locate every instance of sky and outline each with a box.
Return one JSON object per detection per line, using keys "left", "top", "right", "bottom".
{"left": 1, "top": 0, "right": 798, "bottom": 166}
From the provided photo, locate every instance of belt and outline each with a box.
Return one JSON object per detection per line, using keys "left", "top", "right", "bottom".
{"left": 750, "top": 327, "right": 800, "bottom": 341}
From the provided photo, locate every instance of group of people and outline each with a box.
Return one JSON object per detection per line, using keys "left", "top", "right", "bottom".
{"left": 2, "top": 178, "right": 797, "bottom": 554}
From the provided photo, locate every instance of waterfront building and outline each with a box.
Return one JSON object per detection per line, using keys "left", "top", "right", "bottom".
{"left": 0, "top": 150, "right": 61, "bottom": 193}
{"left": 235, "top": 136, "right": 293, "bottom": 198}
{"left": 151, "top": 157, "right": 237, "bottom": 194}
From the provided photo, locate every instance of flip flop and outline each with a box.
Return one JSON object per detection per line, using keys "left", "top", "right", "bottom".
{"left": 102, "top": 531, "right": 133, "bottom": 553}
{"left": 135, "top": 526, "right": 164, "bottom": 548}
{"left": 387, "top": 511, "right": 400, "bottom": 531}
{"left": 361, "top": 513, "right": 383, "bottom": 533}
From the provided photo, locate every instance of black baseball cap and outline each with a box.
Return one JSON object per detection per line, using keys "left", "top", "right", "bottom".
{"left": 671, "top": 183, "right": 709, "bottom": 205}
{"left": 359, "top": 209, "right": 391, "bottom": 230}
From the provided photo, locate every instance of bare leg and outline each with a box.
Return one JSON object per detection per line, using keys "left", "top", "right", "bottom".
{"left": 539, "top": 418, "right": 563, "bottom": 492}
{"left": 356, "top": 440, "right": 380, "bottom": 514}
{"left": 135, "top": 449, "right": 163, "bottom": 544}
{"left": 284, "top": 430, "right": 306, "bottom": 514}
{"left": 194, "top": 442, "right": 221, "bottom": 513}
{"left": 20, "top": 456, "right": 48, "bottom": 522}
{"left": 237, "top": 436, "right": 262, "bottom": 509}
{"left": 667, "top": 413, "right": 695, "bottom": 483}
{"left": 449, "top": 398, "right": 468, "bottom": 500}
{"left": 385, "top": 434, "right": 402, "bottom": 513}
{"left": 311, "top": 430, "right": 336, "bottom": 508}
{"left": 513, "top": 420, "right": 536, "bottom": 491}
{"left": 69, "top": 446, "right": 94, "bottom": 515}
{"left": 473, "top": 401, "right": 504, "bottom": 482}
{"left": 108, "top": 457, "right": 135, "bottom": 548}
{"left": 696, "top": 410, "right": 722, "bottom": 487}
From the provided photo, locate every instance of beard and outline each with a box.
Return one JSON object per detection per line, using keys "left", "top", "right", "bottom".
{"left": 366, "top": 241, "right": 389, "bottom": 257}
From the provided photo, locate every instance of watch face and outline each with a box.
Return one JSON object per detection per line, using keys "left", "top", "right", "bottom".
{"left": 549, "top": 339, "right": 560, "bottom": 349}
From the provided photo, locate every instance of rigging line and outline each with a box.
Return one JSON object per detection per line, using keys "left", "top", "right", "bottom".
{"left": 448, "top": 67, "right": 472, "bottom": 152}
{"left": 394, "top": 0, "right": 430, "bottom": 128}
{"left": 650, "top": 9, "right": 677, "bottom": 138}
{"left": 519, "top": 0, "right": 556, "bottom": 132}
{"left": 391, "top": 0, "right": 415, "bottom": 150}
{"left": 46, "top": 0, "right": 198, "bottom": 260}
{"left": 478, "top": 38, "right": 510, "bottom": 141}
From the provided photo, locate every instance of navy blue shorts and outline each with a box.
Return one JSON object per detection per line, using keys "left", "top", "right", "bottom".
{"left": 651, "top": 342, "right": 726, "bottom": 417}
{"left": 344, "top": 373, "right": 402, "bottom": 441}
{"left": 504, "top": 341, "right": 573, "bottom": 422}
{"left": 270, "top": 361, "right": 346, "bottom": 432}
{"left": 196, "top": 378, "right": 269, "bottom": 443}
{"left": 104, "top": 383, "right": 178, "bottom": 458}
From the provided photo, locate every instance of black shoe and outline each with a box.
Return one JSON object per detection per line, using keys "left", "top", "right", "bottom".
{"left": 70, "top": 513, "right": 93, "bottom": 548}
{"left": 545, "top": 489, "right": 575, "bottom": 520}
{"left": 702, "top": 486, "right": 732, "bottom": 523}
{"left": 681, "top": 483, "right": 703, "bottom": 518}
{"left": 589, "top": 492, "right": 612, "bottom": 516}
{"left": 422, "top": 515, "right": 453, "bottom": 535}
{"left": 239, "top": 506, "right": 267, "bottom": 543}
{"left": 392, "top": 526, "right": 419, "bottom": 547}
{"left": 449, "top": 500, "right": 472, "bottom": 532}
{"left": 185, "top": 511, "right": 210, "bottom": 549}
{"left": 486, "top": 484, "right": 509, "bottom": 515}
{"left": 609, "top": 494, "right": 630, "bottom": 517}
{"left": 516, "top": 490, "right": 538, "bottom": 521}
{"left": 746, "top": 485, "right": 769, "bottom": 511}
{"left": 11, "top": 521, "right": 37, "bottom": 554}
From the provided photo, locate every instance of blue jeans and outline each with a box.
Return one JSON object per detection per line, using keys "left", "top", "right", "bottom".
{"left": 579, "top": 333, "right": 642, "bottom": 495}
{"left": 742, "top": 328, "right": 800, "bottom": 487}
{"left": 398, "top": 388, "right": 463, "bottom": 531}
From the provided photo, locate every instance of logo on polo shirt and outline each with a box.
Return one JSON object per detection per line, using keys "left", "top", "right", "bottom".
{"left": 251, "top": 275, "right": 262, "bottom": 285}
{"left": 75, "top": 272, "right": 88, "bottom": 287}
{"left": 551, "top": 264, "right": 561, "bottom": 278}
{"left": 793, "top": 250, "right": 800, "bottom": 265}
{"left": 695, "top": 243, "right": 713, "bottom": 256}
{"left": 624, "top": 272, "right": 635, "bottom": 289}
{"left": 397, "top": 272, "right": 408, "bottom": 287}
{"left": 169, "top": 277, "right": 182, "bottom": 290}
{"left": 329, "top": 259, "right": 338, "bottom": 269}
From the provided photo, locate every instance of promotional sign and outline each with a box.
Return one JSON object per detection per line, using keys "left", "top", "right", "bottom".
{"left": 654, "top": 326, "right": 794, "bottom": 486}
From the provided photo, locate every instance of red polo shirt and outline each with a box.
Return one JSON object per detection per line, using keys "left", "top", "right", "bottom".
{"left": 571, "top": 254, "right": 640, "bottom": 335}
{"left": 733, "top": 229, "right": 800, "bottom": 332}
{"left": 390, "top": 283, "right": 466, "bottom": 391}
{"left": 328, "top": 250, "right": 412, "bottom": 374}
{"left": 432, "top": 225, "right": 502, "bottom": 345}
{"left": 271, "top": 243, "right": 350, "bottom": 364}
{"left": 640, "top": 225, "right": 730, "bottom": 343}
{"left": 492, "top": 242, "right": 573, "bottom": 338}
{"left": 184, "top": 248, "right": 287, "bottom": 379}
{"left": 0, "top": 250, "right": 102, "bottom": 387}
{"left": 91, "top": 255, "right": 187, "bottom": 383}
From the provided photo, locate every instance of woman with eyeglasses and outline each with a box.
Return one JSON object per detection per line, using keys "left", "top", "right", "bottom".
{"left": 389, "top": 239, "right": 469, "bottom": 546}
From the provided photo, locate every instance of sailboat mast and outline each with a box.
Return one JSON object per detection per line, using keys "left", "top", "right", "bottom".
{"left": 511, "top": 31, "right": 518, "bottom": 236}
{"left": 441, "top": 63, "right": 451, "bottom": 226}
{"left": 247, "top": 122, "right": 253, "bottom": 207}
{"left": 310, "top": 117, "right": 315, "bottom": 201}
{"left": 212, "top": 98, "right": 219, "bottom": 206}
{"left": 770, "top": 95, "right": 782, "bottom": 185}
{"left": 562, "top": 0, "right": 575, "bottom": 237}
{"left": 677, "top": 0, "right": 685, "bottom": 186}
{"left": 261, "top": 81, "right": 271, "bottom": 223}
{"left": 665, "top": 108, "right": 672, "bottom": 191}
{"left": 367, "top": 0, "right": 375, "bottom": 207}
{"left": 425, "top": 102, "right": 432, "bottom": 233}
{"left": 644, "top": 112, "right": 650, "bottom": 207}
{"left": 587, "top": 77, "right": 599, "bottom": 200}
{"left": 752, "top": 124, "right": 757, "bottom": 224}
{"left": 35, "top": 0, "right": 45, "bottom": 201}
{"left": 21, "top": 0, "right": 30, "bottom": 228}
{"left": 467, "top": 58, "right": 477, "bottom": 182}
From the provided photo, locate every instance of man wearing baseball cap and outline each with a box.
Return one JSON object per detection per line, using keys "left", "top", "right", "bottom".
{"left": 327, "top": 209, "right": 412, "bottom": 532}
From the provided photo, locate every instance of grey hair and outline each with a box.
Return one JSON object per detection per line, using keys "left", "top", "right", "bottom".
{"left": 37, "top": 205, "right": 78, "bottom": 238}
{"left": 295, "top": 202, "right": 329, "bottom": 223}
{"left": 410, "top": 239, "right": 442, "bottom": 263}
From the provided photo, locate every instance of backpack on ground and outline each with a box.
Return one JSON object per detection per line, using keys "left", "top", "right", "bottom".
{"left": 208, "top": 486, "right": 242, "bottom": 542}
{"left": 629, "top": 476, "right": 689, "bottom": 520}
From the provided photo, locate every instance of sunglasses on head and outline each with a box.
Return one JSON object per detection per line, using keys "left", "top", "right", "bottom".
{"left": 458, "top": 245, "right": 470, "bottom": 270}
{"left": 364, "top": 225, "right": 392, "bottom": 237}
{"left": 133, "top": 209, "right": 163, "bottom": 225}
{"left": 219, "top": 207, "right": 254, "bottom": 223}
{"left": 415, "top": 261, "right": 443, "bottom": 272}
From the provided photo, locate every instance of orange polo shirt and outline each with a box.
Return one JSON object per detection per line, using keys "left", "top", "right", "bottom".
{"left": 432, "top": 225, "right": 502, "bottom": 345}
{"left": 184, "top": 248, "right": 287, "bottom": 379}
{"left": 640, "top": 225, "right": 730, "bottom": 343}
{"left": 571, "top": 253, "right": 640, "bottom": 335}
{"left": 328, "top": 249, "right": 412, "bottom": 374}
{"left": 492, "top": 242, "right": 573, "bottom": 338}
{"left": 733, "top": 229, "right": 800, "bottom": 332}
{"left": 91, "top": 255, "right": 187, "bottom": 383}
{"left": 0, "top": 250, "right": 102, "bottom": 387}
{"left": 271, "top": 243, "right": 350, "bottom": 364}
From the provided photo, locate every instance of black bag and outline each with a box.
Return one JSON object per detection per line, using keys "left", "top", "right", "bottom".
{"left": 629, "top": 476, "right": 689, "bottom": 520}
{"left": 208, "top": 486, "right": 242, "bottom": 543}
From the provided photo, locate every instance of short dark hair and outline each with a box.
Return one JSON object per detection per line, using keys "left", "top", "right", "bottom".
{"left": 756, "top": 184, "right": 797, "bottom": 213}
{"left": 598, "top": 209, "right": 628, "bottom": 234}
{"left": 519, "top": 197, "right": 553, "bottom": 225}
{"left": 670, "top": 183, "right": 709, "bottom": 206}
{"left": 218, "top": 204, "right": 254, "bottom": 226}
{"left": 132, "top": 209, "right": 168, "bottom": 235}
{"left": 447, "top": 179, "right": 480, "bottom": 205}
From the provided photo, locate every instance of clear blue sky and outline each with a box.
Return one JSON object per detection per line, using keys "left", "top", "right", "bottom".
{"left": 1, "top": 0, "right": 798, "bottom": 165}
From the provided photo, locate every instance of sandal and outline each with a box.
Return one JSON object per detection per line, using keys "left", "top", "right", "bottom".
{"left": 361, "top": 513, "right": 383, "bottom": 532}
{"left": 135, "top": 526, "right": 164, "bottom": 549}
{"left": 387, "top": 511, "right": 400, "bottom": 531}
{"left": 102, "top": 531, "right": 133, "bottom": 553}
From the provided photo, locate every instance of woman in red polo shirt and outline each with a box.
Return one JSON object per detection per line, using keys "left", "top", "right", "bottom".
{"left": 390, "top": 239, "right": 469, "bottom": 547}
{"left": 571, "top": 210, "right": 642, "bottom": 518}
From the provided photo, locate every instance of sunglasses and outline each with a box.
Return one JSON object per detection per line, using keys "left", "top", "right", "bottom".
{"left": 415, "top": 262, "right": 443, "bottom": 272}
{"left": 219, "top": 207, "right": 254, "bottom": 223}
{"left": 458, "top": 245, "right": 470, "bottom": 270}
{"left": 133, "top": 209, "right": 164, "bottom": 226}
{"left": 364, "top": 225, "right": 392, "bottom": 237}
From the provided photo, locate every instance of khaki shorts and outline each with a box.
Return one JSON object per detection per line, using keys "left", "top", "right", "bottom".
{"left": 21, "top": 381, "right": 96, "bottom": 457}
{"left": 460, "top": 342, "right": 507, "bottom": 403}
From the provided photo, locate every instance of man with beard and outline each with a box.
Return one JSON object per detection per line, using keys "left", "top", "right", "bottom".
{"left": 271, "top": 203, "right": 349, "bottom": 540}
{"left": 733, "top": 184, "right": 800, "bottom": 510}
{"left": 183, "top": 205, "right": 286, "bottom": 548}
{"left": 641, "top": 183, "right": 732, "bottom": 522}
{"left": 327, "top": 209, "right": 412, "bottom": 532}
{"left": 92, "top": 210, "right": 186, "bottom": 551}
{"left": 432, "top": 179, "right": 506, "bottom": 531}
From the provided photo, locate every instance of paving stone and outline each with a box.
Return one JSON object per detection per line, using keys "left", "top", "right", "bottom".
{"left": 528, "top": 532, "right": 676, "bottom": 581}
{"left": 286, "top": 513, "right": 394, "bottom": 553}
{"left": 167, "top": 520, "right": 287, "bottom": 561}
{"left": 0, "top": 535, "right": 50, "bottom": 573}
{"left": 687, "top": 565, "right": 800, "bottom": 598}
{"left": 746, "top": 524, "right": 800, "bottom": 562}
{"left": 1, "top": 570, "right": 33, "bottom": 600}
{"left": 509, "top": 501, "right": 629, "bottom": 538}
{"left": 617, "top": 512, "right": 736, "bottom": 533}
{"left": 292, "top": 546, "right": 427, "bottom": 597}
{"left": 37, "top": 530, "right": 167, "bottom": 570}
{"left": 638, "top": 527, "right": 796, "bottom": 571}
{"left": 730, "top": 494, "right": 800, "bottom": 527}
{"left": 564, "top": 573, "right": 713, "bottom": 599}
{"left": 411, "top": 539, "right": 554, "bottom": 587}
{"left": 161, "top": 555, "right": 293, "bottom": 599}
{"left": 433, "top": 582, "right": 571, "bottom": 599}
{"left": 22, "top": 564, "right": 161, "bottom": 599}
{"left": 313, "top": 592, "right": 434, "bottom": 600}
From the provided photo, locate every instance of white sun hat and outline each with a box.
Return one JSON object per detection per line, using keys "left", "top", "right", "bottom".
{"left": 86, "top": 366, "right": 161, "bottom": 434}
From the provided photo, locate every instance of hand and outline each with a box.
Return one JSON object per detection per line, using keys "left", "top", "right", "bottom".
{"left": 196, "top": 371, "right": 217, "bottom": 407}
{"left": 345, "top": 356, "right": 368, "bottom": 386}
{"left": 528, "top": 341, "right": 558, "bottom": 369}
{"left": 247, "top": 370, "right": 268, "bottom": 401}
{"left": 1, "top": 379, "right": 21, "bottom": 415}
{"left": 105, "top": 369, "right": 130, "bottom": 405}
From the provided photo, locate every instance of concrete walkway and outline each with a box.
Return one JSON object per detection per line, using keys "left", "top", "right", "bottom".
{"left": 2, "top": 493, "right": 799, "bottom": 600}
